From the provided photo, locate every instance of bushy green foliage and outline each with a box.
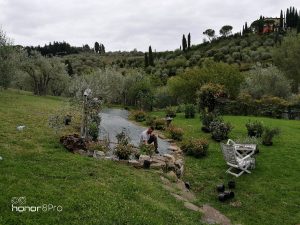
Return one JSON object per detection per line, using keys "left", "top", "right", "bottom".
{"left": 153, "top": 118, "right": 166, "bottom": 130}
{"left": 200, "top": 111, "right": 218, "bottom": 132}
{"left": 184, "top": 104, "right": 196, "bottom": 118}
{"left": 246, "top": 120, "right": 264, "bottom": 137}
{"left": 167, "top": 126, "right": 184, "bottom": 141}
{"left": 262, "top": 127, "right": 280, "bottom": 146}
{"left": 198, "top": 83, "right": 227, "bottom": 112}
{"left": 88, "top": 122, "right": 98, "bottom": 141}
{"left": 181, "top": 138, "right": 209, "bottom": 158}
{"left": 140, "top": 144, "right": 155, "bottom": 156}
{"left": 209, "top": 119, "right": 232, "bottom": 141}
{"left": 273, "top": 34, "right": 300, "bottom": 92}
{"left": 242, "top": 65, "right": 292, "bottom": 99}
{"left": 165, "top": 106, "right": 176, "bottom": 118}
{"left": 132, "top": 110, "right": 147, "bottom": 122}
{"left": 114, "top": 144, "right": 133, "bottom": 160}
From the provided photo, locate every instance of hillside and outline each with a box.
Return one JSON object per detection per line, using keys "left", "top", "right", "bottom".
{"left": 0, "top": 90, "right": 201, "bottom": 225}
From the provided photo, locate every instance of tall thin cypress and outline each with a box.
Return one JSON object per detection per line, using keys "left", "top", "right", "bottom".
{"left": 182, "top": 35, "right": 187, "bottom": 52}
{"left": 148, "top": 46, "right": 154, "bottom": 66}
{"left": 187, "top": 33, "right": 191, "bottom": 50}
{"left": 144, "top": 53, "right": 149, "bottom": 67}
{"left": 280, "top": 10, "right": 284, "bottom": 29}
{"left": 297, "top": 16, "right": 300, "bottom": 33}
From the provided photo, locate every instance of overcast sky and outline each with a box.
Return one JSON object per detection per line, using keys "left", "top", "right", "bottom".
{"left": 0, "top": 0, "right": 299, "bottom": 52}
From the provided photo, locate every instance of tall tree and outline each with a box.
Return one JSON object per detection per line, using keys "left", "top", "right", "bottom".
{"left": 280, "top": 10, "right": 284, "bottom": 30}
{"left": 297, "top": 16, "right": 300, "bottom": 33}
{"left": 187, "top": 33, "right": 191, "bottom": 50}
{"left": 203, "top": 29, "right": 215, "bottom": 41}
{"left": 148, "top": 46, "right": 154, "bottom": 66}
{"left": 144, "top": 53, "right": 149, "bottom": 68}
{"left": 182, "top": 35, "right": 187, "bottom": 52}
{"left": 94, "top": 42, "right": 100, "bottom": 53}
{"left": 273, "top": 34, "right": 300, "bottom": 93}
{"left": 219, "top": 25, "right": 233, "bottom": 37}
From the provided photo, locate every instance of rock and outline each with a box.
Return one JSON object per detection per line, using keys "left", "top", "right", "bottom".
{"left": 166, "top": 171, "right": 178, "bottom": 182}
{"left": 175, "top": 159, "right": 184, "bottom": 168}
{"left": 170, "top": 193, "right": 188, "bottom": 202}
{"left": 93, "top": 151, "right": 105, "bottom": 159}
{"left": 201, "top": 204, "right": 232, "bottom": 225}
{"left": 158, "top": 133, "right": 167, "bottom": 139}
{"left": 175, "top": 165, "right": 184, "bottom": 178}
{"left": 139, "top": 155, "right": 151, "bottom": 163}
{"left": 75, "top": 149, "right": 87, "bottom": 156}
{"left": 163, "top": 154, "right": 175, "bottom": 163}
{"left": 167, "top": 146, "right": 178, "bottom": 151}
{"left": 184, "top": 202, "right": 201, "bottom": 212}
{"left": 104, "top": 156, "right": 113, "bottom": 160}
{"left": 166, "top": 162, "right": 176, "bottom": 172}
{"left": 128, "top": 160, "right": 141, "bottom": 167}
{"left": 0, "top": 156, "right": 2, "bottom": 160}
{"left": 151, "top": 155, "right": 166, "bottom": 164}
{"left": 87, "top": 150, "right": 94, "bottom": 157}
{"left": 150, "top": 162, "right": 166, "bottom": 170}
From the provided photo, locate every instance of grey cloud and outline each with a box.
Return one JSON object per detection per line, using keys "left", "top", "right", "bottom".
{"left": 0, "top": 0, "right": 299, "bottom": 51}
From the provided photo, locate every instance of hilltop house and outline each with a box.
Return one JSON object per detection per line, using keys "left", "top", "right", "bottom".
{"left": 262, "top": 17, "right": 281, "bottom": 33}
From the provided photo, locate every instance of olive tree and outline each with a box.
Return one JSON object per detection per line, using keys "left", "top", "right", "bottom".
{"left": 242, "top": 65, "right": 292, "bottom": 99}
{"left": 23, "top": 51, "right": 69, "bottom": 95}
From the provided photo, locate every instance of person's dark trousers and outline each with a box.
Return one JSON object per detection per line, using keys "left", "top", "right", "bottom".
{"left": 148, "top": 134, "right": 158, "bottom": 153}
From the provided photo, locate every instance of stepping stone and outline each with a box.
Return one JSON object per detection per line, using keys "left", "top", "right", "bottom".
{"left": 184, "top": 202, "right": 201, "bottom": 212}
{"left": 201, "top": 204, "right": 231, "bottom": 225}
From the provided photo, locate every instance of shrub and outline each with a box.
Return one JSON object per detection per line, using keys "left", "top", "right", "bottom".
{"left": 165, "top": 106, "right": 176, "bottom": 118}
{"left": 167, "top": 126, "right": 184, "bottom": 141}
{"left": 200, "top": 111, "right": 218, "bottom": 132}
{"left": 116, "top": 129, "right": 130, "bottom": 145}
{"left": 210, "top": 120, "right": 232, "bottom": 141}
{"left": 87, "top": 141, "right": 109, "bottom": 153}
{"left": 245, "top": 120, "right": 264, "bottom": 138}
{"left": 258, "top": 96, "right": 289, "bottom": 118}
{"left": 114, "top": 144, "right": 133, "bottom": 160}
{"left": 181, "top": 139, "right": 209, "bottom": 158}
{"left": 140, "top": 144, "right": 155, "bottom": 156}
{"left": 185, "top": 104, "right": 196, "bottom": 118}
{"left": 262, "top": 127, "right": 280, "bottom": 146}
{"left": 132, "top": 110, "right": 147, "bottom": 122}
{"left": 198, "top": 83, "right": 227, "bottom": 112}
{"left": 145, "top": 115, "right": 157, "bottom": 126}
{"left": 154, "top": 118, "right": 166, "bottom": 130}
{"left": 88, "top": 122, "right": 98, "bottom": 141}
{"left": 176, "top": 104, "right": 185, "bottom": 113}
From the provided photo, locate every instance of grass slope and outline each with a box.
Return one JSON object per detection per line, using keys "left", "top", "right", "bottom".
{"left": 0, "top": 90, "right": 201, "bottom": 225}
{"left": 147, "top": 111, "right": 300, "bottom": 225}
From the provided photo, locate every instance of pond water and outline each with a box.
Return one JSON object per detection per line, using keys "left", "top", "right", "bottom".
{"left": 99, "top": 108, "right": 170, "bottom": 154}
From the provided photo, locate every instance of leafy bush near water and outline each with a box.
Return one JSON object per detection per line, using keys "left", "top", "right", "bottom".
{"left": 181, "top": 139, "right": 209, "bottom": 158}
{"left": 167, "top": 126, "right": 184, "bottom": 141}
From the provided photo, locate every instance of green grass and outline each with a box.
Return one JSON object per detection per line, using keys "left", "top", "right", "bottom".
{"left": 146, "top": 111, "right": 300, "bottom": 225}
{"left": 0, "top": 90, "right": 202, "bottom": 225}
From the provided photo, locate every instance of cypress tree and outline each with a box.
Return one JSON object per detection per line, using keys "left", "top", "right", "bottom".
{"left": 94, "top": 42, "right": 100, "bottom": 53}
{"left": 149, "top": 46, "right": 154, "bottom": 66}
{"left": 187, "top": 33, "right": 191, "bottom": 50}
{"left": 144, "top": 53, "right": 149, "bottom": 67}
{"left": 182, "top": 35, "right": 187, "bottom": 51}
{"left": 280, "top": 10, "right": 284, "bottom": 30}
{"left": 297, "top": 16, "right": 300, "bottom": 33}
{"left": 286, "top": 8, "right": 290, "bottom": 28}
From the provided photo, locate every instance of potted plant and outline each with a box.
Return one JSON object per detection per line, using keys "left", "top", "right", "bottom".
{"left": 262, "top": 127, "right": 280, "bottom": 146}
{"left": 245, "top": 120, "right": 264, "bottom": 138}
{"left": 209, "top": 120, "right": 232, "bottom": 142}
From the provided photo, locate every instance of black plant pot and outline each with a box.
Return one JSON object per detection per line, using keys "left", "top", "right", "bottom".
{"left": 143, "top": 160, "right": 151, "bottom": 169}
{"left": 218, "top": 193, "right": 226, "bottom": 202}
{"left": 224, "top": 191, "right": 235, "bottom": 199}
{"left": 228, "top": 181, "right": 236, "bottom": 189}
{"left": 262, "top": 141, "right": 273, "bottom": 146}
{"left": 216, "top": 184, "right": 225, "bottom": 192}
{"left": 201, "top": 126, "right": 210, "bottom": 133}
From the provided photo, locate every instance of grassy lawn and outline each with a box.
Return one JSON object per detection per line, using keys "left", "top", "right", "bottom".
{"left": 146, "top": 111, "right": 300, "bottom": 225}
{"left": 0, "top": 90, "right": 202, "bottom": 225}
